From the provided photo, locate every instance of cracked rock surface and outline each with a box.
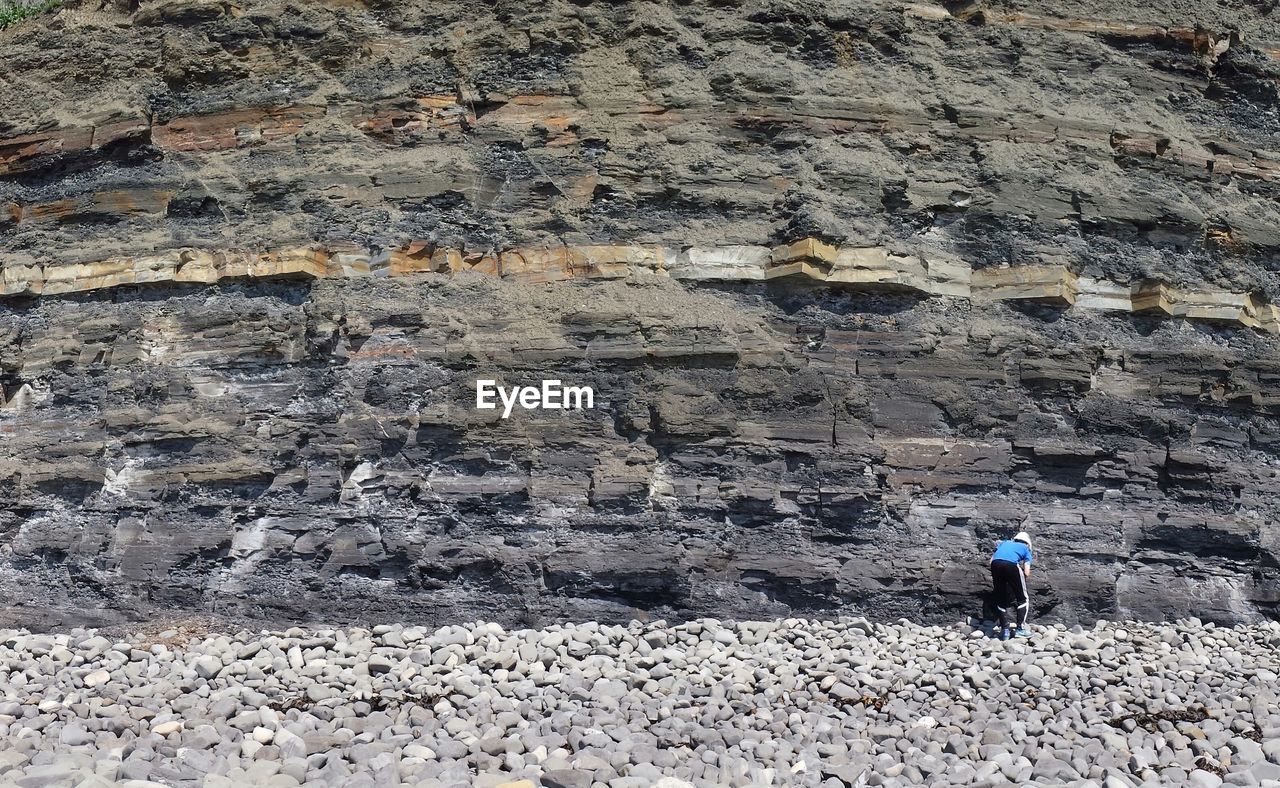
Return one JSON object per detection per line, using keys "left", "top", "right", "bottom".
{"left": 1, "top": 276, "right": 1279, "bottom": 627}
{"left": 6, "top": 0, "right": 1280, "bottom": 294}
{"left": 1, "top": 0, "right": 1279, "bottom": 628}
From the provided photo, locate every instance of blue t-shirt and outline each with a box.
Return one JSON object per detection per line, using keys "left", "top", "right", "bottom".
{"left": 991, "top": 540, "right": 1033, "bottom": 566}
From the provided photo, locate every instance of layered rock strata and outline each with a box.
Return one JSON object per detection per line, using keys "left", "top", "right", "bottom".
{"left": 1, "top": 271, "right": 1277, "bottom": 629}
{"left": 6, "top": 0, "right": 1280, "bottom": 296}
{"left": 6, "top": 240, "right": 1280, "bottom": 334}
{"left": 1, "top": 0, "right": 1280, "bottom": 629}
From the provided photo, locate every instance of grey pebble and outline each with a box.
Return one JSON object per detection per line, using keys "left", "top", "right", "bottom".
{"left": 0, "top": 617, "right": 1271, "bottom": 787}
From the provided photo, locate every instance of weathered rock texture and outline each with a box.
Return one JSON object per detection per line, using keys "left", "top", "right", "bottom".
{"left": 11, "top": 239, "right": 1280, "bottom": 332}
{"left": 1, "top": 0, "right": 1279, "bottom": 628}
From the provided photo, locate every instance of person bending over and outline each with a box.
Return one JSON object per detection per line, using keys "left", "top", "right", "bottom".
{"left": 990, "top": 531, "right": 1033, "bottom": 641}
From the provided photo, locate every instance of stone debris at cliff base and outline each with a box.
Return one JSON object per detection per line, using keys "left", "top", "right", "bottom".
{"left": 0, "top": 618, "right": 1276, "bottom": 787}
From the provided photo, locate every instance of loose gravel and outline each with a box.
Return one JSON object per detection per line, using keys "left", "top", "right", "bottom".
{"left": 0, "top": 617, "right": 1277, "bottom": 787}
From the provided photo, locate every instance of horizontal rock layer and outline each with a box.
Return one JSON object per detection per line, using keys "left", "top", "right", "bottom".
{"left": 0, "top": 273, "right": 1277, "bottom": 629}
{"left": 5, "top": 0, "right": 1280, "bottom": 301}
{"left": 7, "top": 241, "right": 1280, "bottom": 334}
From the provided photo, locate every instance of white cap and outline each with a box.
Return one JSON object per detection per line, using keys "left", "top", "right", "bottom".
{"left": 1014, "top": 531, "right": 1032, "bottom": 547}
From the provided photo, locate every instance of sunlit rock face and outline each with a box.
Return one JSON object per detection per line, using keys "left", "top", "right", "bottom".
{"left": 0, "top": 0, "right": 1278, "bottom": 628}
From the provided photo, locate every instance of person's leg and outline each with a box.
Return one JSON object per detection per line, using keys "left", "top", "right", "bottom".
{"left": 990, "top": 564, "right": 1008, "bottom": 630}
{"left": 992, "top": 562, "right": 1016, "bottom": 633}
{"left": 1013, "top": 567, "right": 1030, "bottom": 631}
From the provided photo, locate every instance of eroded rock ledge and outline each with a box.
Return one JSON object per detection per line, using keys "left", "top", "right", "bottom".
{"left": 7, "top": 239, "right": 1280, "bottom": 334}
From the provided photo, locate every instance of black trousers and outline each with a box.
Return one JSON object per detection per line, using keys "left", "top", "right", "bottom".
{"left": 990, "top": 559, "right": 1029, "bottom": 629}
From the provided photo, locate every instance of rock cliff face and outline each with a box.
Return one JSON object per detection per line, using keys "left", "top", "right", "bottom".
{"left": 1, "top": 0, "right": 1278, "bottom": 629}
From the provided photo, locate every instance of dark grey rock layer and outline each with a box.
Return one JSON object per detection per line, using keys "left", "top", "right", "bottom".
{"left": 0, "top": 275, "right": 1276, "bottom": 629}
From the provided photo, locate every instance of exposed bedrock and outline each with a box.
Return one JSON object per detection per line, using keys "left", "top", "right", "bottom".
{"left": 6, "top": 0, "right": 1280, "bottom": 299}
{"left": 0, "top": 274, "right": 1277, "bottom": 629}
{"left": 2, "top": 0, "right": 1280, "bottom": 628}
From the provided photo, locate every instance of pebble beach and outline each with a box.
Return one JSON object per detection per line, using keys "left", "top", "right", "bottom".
{"left": 0, "top": 617, "right": 1277, "bottom": 787}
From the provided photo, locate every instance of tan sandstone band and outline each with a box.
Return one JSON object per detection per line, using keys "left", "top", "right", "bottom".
{"left": 3, "top": 237, "right": 1277, "bottom": 334}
